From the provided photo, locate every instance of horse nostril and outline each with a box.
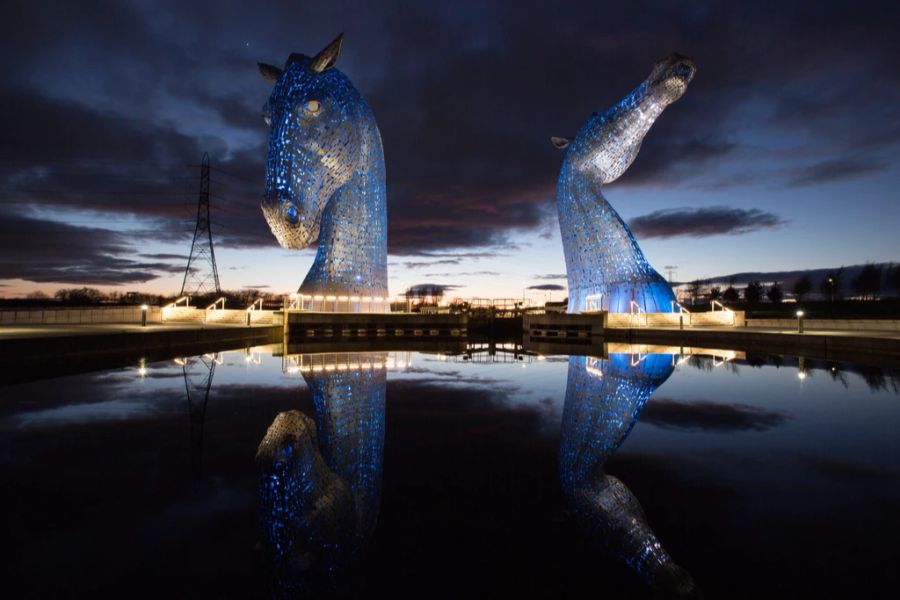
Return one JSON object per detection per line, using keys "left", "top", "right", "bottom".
{"left": 675, "top": 60, "right": 696, "bottom": 80}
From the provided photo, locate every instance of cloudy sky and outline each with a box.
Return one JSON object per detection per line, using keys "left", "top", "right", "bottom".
{"left": 1, "top": 0, "right": 898, "bottom": 300}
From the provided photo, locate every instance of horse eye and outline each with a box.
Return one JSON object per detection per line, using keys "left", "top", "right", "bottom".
{"left": 304, "top": 100, "right": 321, "bottom": 114}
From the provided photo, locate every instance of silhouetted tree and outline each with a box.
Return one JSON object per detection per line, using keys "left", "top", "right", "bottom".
{"left": 709, "top": 286, "right": 722, "bottom": 301}
{"left": 819, "top": 268, "right": 843, "bottom": 302}
{"left": 688, "top": 279, "right": 703, "bottom": 305}
{"left": 25, "top": 290, "right": 49, "bottom": 300}
{"left": 852, "top": 263, "right": 883, "bottom": 300}
{"left": 887, "top": 263, "right": 900, "bottom": 298}
{"left": 792, "top": 275, "right": 812, "bottom": 302}
{"left": 744, "top": 281, "right": 763, "bottom": 305}
{"left": 54, "top": 287, "right": 105, "bottom": 305}
{"left": 722, "top": 285, "right": 739, "bottom": 302}
{"left": 766, "top": 282, "right": 784, "bottom": 304}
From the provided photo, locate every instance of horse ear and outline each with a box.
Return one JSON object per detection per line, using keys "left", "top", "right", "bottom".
{"left": 258, "top": 62, "right": 283, "bottom": 83}
{"left": 309, "top": 33, "right": 344, "bottom": 73}
{"left": 551, "top": 136, "right": 572, "bottom": 150}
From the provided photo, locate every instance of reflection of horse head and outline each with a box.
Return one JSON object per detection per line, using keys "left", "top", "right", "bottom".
{"left": 560, "top": 353, "right": 698, "bottom": 597}
{"left": 256, "top": 352, "right": 386, "bottom": 596}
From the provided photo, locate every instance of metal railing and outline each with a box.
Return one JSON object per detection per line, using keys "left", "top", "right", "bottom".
{"left": 165, "top": 296, "right": 191, "bottom": 309}
{"left": 585, "top": 293, "right": 604, "bottom": 312}
{"left": 710, "top": 300, "right": 732, "bottom": 312}
{"left": 672, "top": 301, "right": 690, "bottom": 314}
{"left": 205, "top": 297, "right": 226, "bottom": 312}
{"left": 710, "top": 300, "right": 736, "bottom": 325}
{"left": 629, "top": 300, "right": 648, "bottom": 326}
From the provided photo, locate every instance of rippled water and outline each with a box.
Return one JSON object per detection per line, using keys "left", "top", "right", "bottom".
{"left": 3, "top": 344, "right": 900, "bottom": 598}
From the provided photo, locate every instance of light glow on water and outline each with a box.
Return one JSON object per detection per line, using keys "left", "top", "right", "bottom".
{"left": 2, "top": 345, "right": 899, "bottom": 597}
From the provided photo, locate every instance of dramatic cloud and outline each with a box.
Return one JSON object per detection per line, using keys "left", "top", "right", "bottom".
{"left": 386, "top": 186, "right": 555, "bottom": 254}
{"left": 629, "top": 206, "right": 786, "bottom": 239}
{"left": 785, "top": 159, "right": 887, "bottom": 187}
{"left": 140, "top": 253, "right": 189, "bottom": 261}
{"left": 0, "top": 208, "right": 184, "bottom": 285}
{"left": 0, "top": 0, "right": 898, "bottom": 289}
{"left": 641, "top": 398, "right": 791, "bottom": 432}
{"left": 527, "top": 284, "right": 565, "bottom": 291}
{"left": 402, "top": 283, "right": 463, "bottom": 296}
{"left": 534, "top": 274, "right": 567, "bottom": 281}
{"left": 424, "top": 271, "right": 500, "bottom": 277}
{"left": 399, "top": 259, "right": 462, "bottom": 269}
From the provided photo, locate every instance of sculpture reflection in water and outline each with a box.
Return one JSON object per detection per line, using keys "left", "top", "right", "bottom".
{"left": 560, "top": 353, "right": 697, "bottom": 596}
{"left": 256, "top": 353, "right": 386, "bottom": 597}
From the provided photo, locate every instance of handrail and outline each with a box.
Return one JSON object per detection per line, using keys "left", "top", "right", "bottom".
{"left": 246, "top": 298, "right": 263, "bottom": 312}
{"left": 671, "top": 301, "right": 690, "bottom": 314}
{"left": 164, "top": 296, "right": 190, "bottom": 309}
{"left": 205, "top": 297, "right": 226, "bottom": 312}
{"left": 711, "top": 300, "right": 732, "bottom": 312}
{"left": 584, "top": 293, "right": 604, "bottom": 312}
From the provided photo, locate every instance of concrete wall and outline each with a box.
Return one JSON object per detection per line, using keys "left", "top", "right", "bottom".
{"left": 524, "top": 312, "right": 607, "bottom": 339}
{"left": 603, "top": 327, "right": 900, "bottom": 364}
{"left": 0, "top": 306, "right": 162, "bottom": 325}
{"left": 606, "top": 310, "right": 743, "bottom": 328}
{"left": 293, "top": 297, "right": 391, "bottom": 313}
{"left": 2, "top": 325, "right": 282, "bottom": 385}
{"left": 747, "top": 319, "right": 900, "bottom": 332}
{"left": 204, "top": 309, "right": 275, "bottom": 325}
{"left": 160, "top": 306, "right": 277, "bottom": 325}
{"left": 285, "top": 311, "right": 467, "bottom": 340}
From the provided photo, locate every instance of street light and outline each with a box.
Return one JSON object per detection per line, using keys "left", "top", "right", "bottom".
{"left": 140, "top": 304, "right": 149, "bottom": 327}
{"left": 796, "top": 309, "right": 804, "bottom": 334}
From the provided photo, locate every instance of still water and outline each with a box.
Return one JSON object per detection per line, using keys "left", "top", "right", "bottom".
{"left": 3, "top": 343, "right": 900, "bottom": 598}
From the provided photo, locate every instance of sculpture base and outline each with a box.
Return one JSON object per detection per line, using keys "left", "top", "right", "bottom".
{"left": 568, "top": 280, "right": 677, "bottom": 314}
{"left": 292, "top": 293, "right": 391, "bottom": 313}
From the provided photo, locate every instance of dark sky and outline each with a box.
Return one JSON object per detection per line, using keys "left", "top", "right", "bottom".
{"left": 0, "top": 0, "right": 898, "bottom": 296}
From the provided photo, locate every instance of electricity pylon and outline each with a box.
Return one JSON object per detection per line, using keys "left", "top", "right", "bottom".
{"left": 180, "top": 153, "right": 221, "bottom": 297}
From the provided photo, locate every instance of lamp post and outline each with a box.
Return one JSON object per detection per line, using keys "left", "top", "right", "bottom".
{"left": 140, "top": 304, "right": 149, "bottom": 327}
{"left": 796, "top": 309, "right": 804, "bottom": 334}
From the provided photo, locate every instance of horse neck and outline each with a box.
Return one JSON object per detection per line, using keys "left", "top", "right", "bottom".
{"left": 590, "top": 82, "right": 666, "bottom": 152}
{"left": 557, "top": 158, "right": 650, "bottom": 284}
{"left": 303, "top": 119, "right": 388, "bottom": 296}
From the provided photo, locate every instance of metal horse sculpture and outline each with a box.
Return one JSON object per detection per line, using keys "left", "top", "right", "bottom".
{"left": 258, "top": 34, "right": 389, "bottom": 311}
{"left": 559, "top": 352, "right": 697, "bottom": 596}
{"left": 256, "top": 353, "right": 386, "bottom": 596}
{"left": 553, "top": 54, "right": 696, "bottom": 313}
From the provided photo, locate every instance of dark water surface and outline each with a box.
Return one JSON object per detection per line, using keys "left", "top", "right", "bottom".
{"left": 3, "top": 344, "right": 900, "bottom": 598}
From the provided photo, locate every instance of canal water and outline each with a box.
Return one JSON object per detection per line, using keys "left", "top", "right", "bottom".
{"left": 3, "top": 344, "right": 899, "bottom": 598}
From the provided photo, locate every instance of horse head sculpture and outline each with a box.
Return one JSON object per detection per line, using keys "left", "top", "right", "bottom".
{"left": 553, "top": 54, "right": 696, "bottom": 313}
{"left": 258, "top": 34, "right": 388, "bottom": 306}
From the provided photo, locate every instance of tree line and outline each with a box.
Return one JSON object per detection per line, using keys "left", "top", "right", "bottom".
{"left": 8, "top": 287, "right": 283, "bottom": 308}
{"left": 687, "top": 263, "right": 900, "bottom": 306}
